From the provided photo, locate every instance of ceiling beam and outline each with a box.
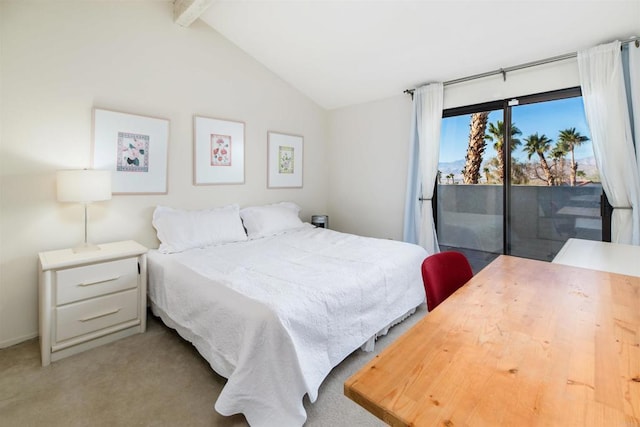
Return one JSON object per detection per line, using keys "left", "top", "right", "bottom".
{"left": 174, "top": 0, "right": 214, "bottom": 27}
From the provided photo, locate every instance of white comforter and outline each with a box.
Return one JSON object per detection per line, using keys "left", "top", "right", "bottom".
{"left": 147, "top": 225, "right": 427, "bottom": 426}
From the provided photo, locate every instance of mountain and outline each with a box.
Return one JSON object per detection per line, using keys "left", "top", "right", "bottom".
{"left": 437, "top": 159, "right": 466, "bottom": 182}
{"left": 437, "top": 156, "right": 599, "bottom": 184}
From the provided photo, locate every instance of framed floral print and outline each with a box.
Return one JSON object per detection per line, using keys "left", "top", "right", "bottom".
{"left": 267, "top": 131, "right": 303, "bottom": 188}
{"left": 194, "top": 116, "right": 245, "bottom": 185}
{"left": 92, "top": 108, "right": 169, "bottom": 194}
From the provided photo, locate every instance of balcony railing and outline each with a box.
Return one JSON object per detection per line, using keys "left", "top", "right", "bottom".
{"left": 436, "top": 183, "right": 602, "bottom": 261}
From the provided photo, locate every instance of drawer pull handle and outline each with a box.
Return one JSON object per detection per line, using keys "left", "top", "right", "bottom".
{"left": 78, "top": 276, "right": 121, "bottom": 287}
{"left": 79, "top": 308, "right": 120, "bottom": 322}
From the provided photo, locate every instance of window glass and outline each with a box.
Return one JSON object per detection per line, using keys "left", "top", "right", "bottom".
{"left": 437, "top": 90, "right": 602, "bottom": 266}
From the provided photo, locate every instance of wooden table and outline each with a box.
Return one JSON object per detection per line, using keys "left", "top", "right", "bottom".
{"left": 553, "top": 238, "right": 640, "bottom": 277}
{"left": 344, "top": 255, "right": 640, "bottom": 426}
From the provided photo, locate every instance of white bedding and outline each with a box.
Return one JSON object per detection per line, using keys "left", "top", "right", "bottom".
{"left": 147, "top": 224, "right": 427, "bottom": 426}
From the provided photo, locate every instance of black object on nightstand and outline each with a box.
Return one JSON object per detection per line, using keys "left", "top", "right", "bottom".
{"left": 311, "top": 215, "right": 329, "bottom": 229}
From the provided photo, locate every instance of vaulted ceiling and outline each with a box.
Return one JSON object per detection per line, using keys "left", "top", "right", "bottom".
{"left": 197, "top": 1, "right": 640, "bottom": 110}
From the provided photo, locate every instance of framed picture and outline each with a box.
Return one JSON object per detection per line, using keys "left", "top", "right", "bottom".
{"left": 194, "top": 116, "right": 245, "bottom": 185}
{"left": 268, "top": 131, "right": 303, "bottom": 188}
{"left": 92, "top": 108, "right": 169, "bottom": 194}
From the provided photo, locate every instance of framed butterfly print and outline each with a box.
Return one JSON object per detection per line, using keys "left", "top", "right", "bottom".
{"left": 92, "top": 108, "right": 169, "bottom": 194}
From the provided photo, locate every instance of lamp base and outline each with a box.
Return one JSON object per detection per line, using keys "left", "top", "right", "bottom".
{"left": 72, "top": 242, "right": 101, "bottom": 253}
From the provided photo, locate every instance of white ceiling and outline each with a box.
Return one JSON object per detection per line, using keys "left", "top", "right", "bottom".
{"left": 201, "top": 1, "right": 640, "bottom": 110}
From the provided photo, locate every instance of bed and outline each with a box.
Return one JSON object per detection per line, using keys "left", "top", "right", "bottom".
{"left": 147, "top": 203, "right": 428, "bottom": 426}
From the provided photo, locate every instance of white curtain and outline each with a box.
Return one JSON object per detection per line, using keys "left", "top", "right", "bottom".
{"left": 629, "top": 43, "right": 640, "bottom": 174}
{"left": 578, "top": 41, "right": 640, "bottom": 245}
{"left": 402, "top": 99, "right": 421, "bottom": 245}
{"left": 402, "top": 83, "right": 444, "bottom": 254}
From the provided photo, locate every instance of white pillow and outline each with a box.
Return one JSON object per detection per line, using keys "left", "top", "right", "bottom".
{"left": 152, "top": 204, "right": 247, "bottom": 253}
{"left": 240, "top": 202, "right": 305, "bottom": 239}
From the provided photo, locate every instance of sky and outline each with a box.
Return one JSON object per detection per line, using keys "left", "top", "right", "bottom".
{"left": 439, "top": 96, "right": 593, "bottom": 164}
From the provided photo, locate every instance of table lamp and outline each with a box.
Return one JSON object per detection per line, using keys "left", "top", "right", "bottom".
{"left": 56, "top": 169, "right": 112, "bottom": 253}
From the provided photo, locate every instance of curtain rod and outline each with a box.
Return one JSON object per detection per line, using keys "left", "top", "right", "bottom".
{"left": 404, "top": 37, "right": 639, "bottom": 96}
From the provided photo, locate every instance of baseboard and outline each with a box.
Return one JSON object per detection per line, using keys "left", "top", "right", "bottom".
{"left": 0, "top": 332, "right": 38, "bottom": 349}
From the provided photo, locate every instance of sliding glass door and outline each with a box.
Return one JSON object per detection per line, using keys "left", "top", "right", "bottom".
{"left": 437, "top": 88, "right": 604, "bottom": 264}
{"left": 508, "top": 90, "right": 602, "bottom": 259}
{"left": 437, "top": 107, "right": 504, "bottom": 260}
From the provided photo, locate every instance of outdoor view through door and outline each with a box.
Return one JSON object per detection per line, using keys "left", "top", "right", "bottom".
{"left": 437, "top": 88, "right": 605, "bottom": 265}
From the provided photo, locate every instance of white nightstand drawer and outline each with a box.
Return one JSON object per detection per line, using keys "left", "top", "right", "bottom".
{"left": 55, "top": 289, "right": 139, "bottom": 342}
{"left": 56, "top": 258, "right": 138, "bottom": 305}
{"left": 39, "top": 240, "right": 147, "bottom": 366}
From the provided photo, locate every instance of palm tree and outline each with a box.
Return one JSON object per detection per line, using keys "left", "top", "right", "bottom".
{"left": 483, "top": 166, "right": 491, "bottom": 184}
{"left": 558, "top": 128, "right": 590, "bottom": 186}
{"left": 446, "top": 173, "right": 455, "bottom": 184}
{"left": 523, "top": 133, "right": 554, "bottom": 186}
{"left": 484, "top": 120, "right": 522, "bottom": 183}
{"left": 550, "top": 142, "right": 568, "bottom": 185}
{"left": 462, "top": 112, "right": 489, "bottom": 184}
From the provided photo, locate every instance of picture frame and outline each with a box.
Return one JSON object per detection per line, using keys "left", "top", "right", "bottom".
{"left": 92, "top": 108, "right": 169, "bottom": 194}
{"left": 194, "top": 116, "right": 245, "bottom": 185}
{"left": 267, "top": 131, "right": 303, "bottom": 188}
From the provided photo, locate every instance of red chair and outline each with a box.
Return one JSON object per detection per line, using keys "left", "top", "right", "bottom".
{"left": 421, "top": 251, "right": 473, "bottom": 312}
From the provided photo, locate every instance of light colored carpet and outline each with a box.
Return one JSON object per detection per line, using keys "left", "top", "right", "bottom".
{"left": 0, "top": 304, "right": 427, "bottom": 426}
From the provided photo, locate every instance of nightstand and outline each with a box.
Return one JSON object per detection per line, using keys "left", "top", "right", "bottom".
{"left": 38, "top": 240, "right": 148, "bottom": 366}
{"left": 311, "top": 215, "right": 329, "bottom": 229}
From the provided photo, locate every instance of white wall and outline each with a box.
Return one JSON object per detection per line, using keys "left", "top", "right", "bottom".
{"left": 0, "top": 1, "right": 328, "bottom": 347}
{"left": 327, "top": 95, "right": 413, "bottom": 239}
{"left": 442, "top": 59, "right": 579, "bottom": 110}
{"left": 327, "top": 58, "right": 581, "bottom": 240}
{"left": 0, "top": 0, "right": 592, "bottom": 348}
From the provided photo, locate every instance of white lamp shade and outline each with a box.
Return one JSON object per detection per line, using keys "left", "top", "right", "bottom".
{"left": 57, "top": 169, "right": 112, "bottom": 203}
